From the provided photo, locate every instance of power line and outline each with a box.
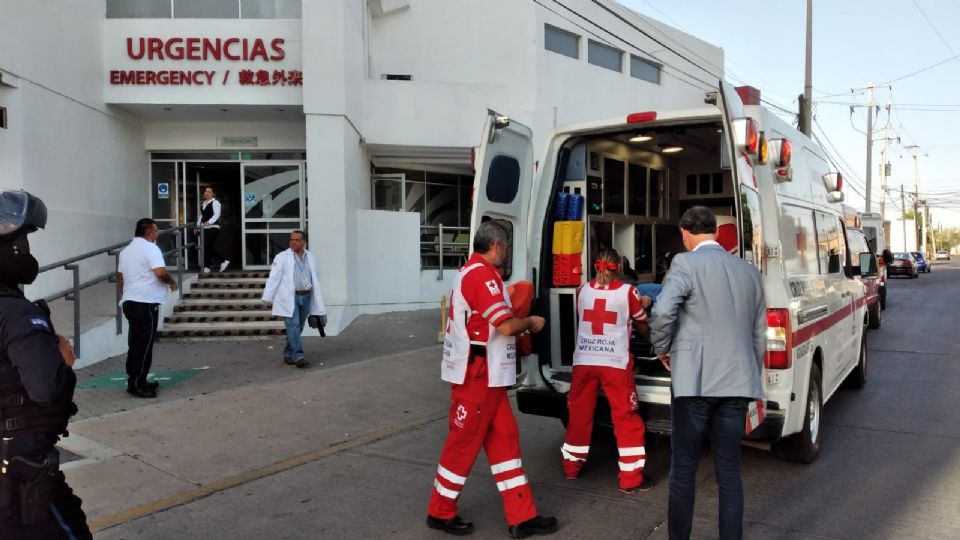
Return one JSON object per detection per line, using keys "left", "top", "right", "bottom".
{"left": 912, "top": 0, "right": 957, "bottom": 57}
{"left": 881, "top": 52, "right": 960, "bottom": 85}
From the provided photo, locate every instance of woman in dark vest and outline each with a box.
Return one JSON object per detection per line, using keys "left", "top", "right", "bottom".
{"left": 198, "top": 186, "right": 229, "bottom": 273}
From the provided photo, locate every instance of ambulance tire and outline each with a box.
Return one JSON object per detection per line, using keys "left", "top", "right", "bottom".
{"left": 867, "top": 300, "right": 882, "bottom": 329}
{"left": 775, "top": 364, "right": 822, "bottom": 464}
{"left": 879, "top": 287, "right": 887, "bottom": 310}
{"left": 846, "top": 328, "right": 869, "bottom": 388}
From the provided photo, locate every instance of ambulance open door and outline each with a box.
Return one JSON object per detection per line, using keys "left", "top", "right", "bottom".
{"left": 469, "top": 110, "right": 535, "bottom": 283}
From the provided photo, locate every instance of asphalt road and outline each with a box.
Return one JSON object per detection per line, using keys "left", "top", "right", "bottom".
{"left": 95, "top": 260, "right": 960, "bottom": 539}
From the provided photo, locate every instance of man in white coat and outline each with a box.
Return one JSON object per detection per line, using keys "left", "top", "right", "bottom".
{"left": 262, "top": 230, "right": 326, "bottom": 367}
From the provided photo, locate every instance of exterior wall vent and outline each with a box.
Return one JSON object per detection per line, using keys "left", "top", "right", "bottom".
{"left": 381, "top": 74, "right": 412, "bottom": 81}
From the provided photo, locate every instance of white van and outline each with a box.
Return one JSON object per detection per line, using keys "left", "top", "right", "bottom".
{"left": 469, "top": 82, "right": 870, "bottom": 463}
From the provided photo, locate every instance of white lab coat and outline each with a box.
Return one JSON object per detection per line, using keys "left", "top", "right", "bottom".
{"left": 262, "top": 248, "right": 327, "bottom": 318}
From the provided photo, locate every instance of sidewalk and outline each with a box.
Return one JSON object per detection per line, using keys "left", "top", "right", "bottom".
{"left": 61, "top": 309, "right": 447, "bottom": 530}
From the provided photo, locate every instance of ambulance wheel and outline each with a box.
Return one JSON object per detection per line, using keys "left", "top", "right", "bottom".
{"left": 775, "top": 364, "right": 822, "bottom": 464}
{"left": 846, "top": 328, "right": 868, "bottom": 388}
{"left": 867, "top": 300, "right": 882, "bottom": 329}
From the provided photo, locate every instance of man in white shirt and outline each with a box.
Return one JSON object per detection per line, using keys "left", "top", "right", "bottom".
{"left": 198, "top": 186, "right": 229, "bottom": 273}
{"left": 262, "top": 230, "right": 326, "bottom": 368}
{"left": 118, "top": 218, "right": 178, "bottom": 398}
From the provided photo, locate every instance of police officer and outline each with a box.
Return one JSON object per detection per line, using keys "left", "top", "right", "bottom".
{"left": 0, "top": 189, "right": 92, "bottom": 539}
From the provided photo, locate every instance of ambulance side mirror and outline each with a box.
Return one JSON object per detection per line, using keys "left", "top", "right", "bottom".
{"left": 860, "top": 253, "right": 878, "bottom": 278}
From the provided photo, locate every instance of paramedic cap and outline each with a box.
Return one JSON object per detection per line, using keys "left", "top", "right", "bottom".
{"left": 0, "top": 188, "right": 48, "bottom": 240}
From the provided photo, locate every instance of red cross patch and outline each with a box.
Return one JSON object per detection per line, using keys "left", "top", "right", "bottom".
{"left": 583, "top": 298, "right": 618, "bottom": 335}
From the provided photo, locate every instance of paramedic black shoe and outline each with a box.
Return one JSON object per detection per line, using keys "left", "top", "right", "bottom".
{"left": 143, "top": 380, "right": 160, "bottom": 390}
{"left": 220, "top": 260, "right": 231, "bottom": 272}
{"left": 426, "top": 515, "right": 475, "bottom": 536}
{"left": 508, "top": 516, "right": 558, "bottom": 538}
{"left": 126, "top": 386, "right": 157, "bottom": 398}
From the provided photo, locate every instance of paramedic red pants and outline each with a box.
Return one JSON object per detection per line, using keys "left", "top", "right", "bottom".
{"left": 428, "top": 356, "right": 538, "bottom": 526}
{"left": 562, "top": 362, "right": 647, "bottom": 489}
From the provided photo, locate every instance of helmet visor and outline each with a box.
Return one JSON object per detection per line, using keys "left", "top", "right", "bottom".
{"left": 0, "top": 190, "right": 30, "bottom": 237}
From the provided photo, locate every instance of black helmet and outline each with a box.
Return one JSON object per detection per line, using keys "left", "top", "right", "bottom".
{"left": 0, "top": 189, "right": 47, "bottom": 240}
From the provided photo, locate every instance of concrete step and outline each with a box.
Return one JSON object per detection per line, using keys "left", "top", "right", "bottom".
{"left": 165, "top": 312, "right": 278, "bottom": 324}
{"left": 158, "top": 320, "right": 286, "bottom": 340}
{"left": 162, "top": 321, "right": 285, "bottom": 331}
{"left": 184, "top": 290, "right": 264, "bottom": 300}
{"left": 176, "top": 300, "right": 268, "bottom": 312}
{"left": 198, "top": 271, "right": 269, "bottom": 280}
{"left": 191, "top": 278, "right": 267, "bottom": 286}
{"left": 191, "top": 281, "right": 266, "bottom": 290}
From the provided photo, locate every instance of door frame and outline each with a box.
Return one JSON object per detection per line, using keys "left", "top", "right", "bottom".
{"left": 240, "top": 160, "right": 307, "bottom": 270}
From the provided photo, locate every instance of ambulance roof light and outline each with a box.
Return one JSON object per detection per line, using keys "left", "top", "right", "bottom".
{"left": 735, "top": 86, "right": 761, "bottom": 106}
{"left": 626, "top": 111, "right": 657, "bottom": 124}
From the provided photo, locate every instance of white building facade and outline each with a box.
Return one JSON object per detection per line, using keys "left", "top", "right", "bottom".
{"left": 1, "top": 0, "right": 723, "bottom": 336}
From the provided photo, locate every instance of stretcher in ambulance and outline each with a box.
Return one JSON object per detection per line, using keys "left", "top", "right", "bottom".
{"left": 468, "top": 81, "right": 870, "bottom": 463}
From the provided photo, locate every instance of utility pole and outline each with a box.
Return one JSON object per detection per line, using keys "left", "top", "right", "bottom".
{"left": 905, "top": 145, "right": 921, "bottom": 252}
{"left": 800, "top": 0, "right": 813, "bottom": 136}
{"left": 864, "top": 84, "right": 874, "bottom": 212}
{"left": 877, "top": 123, "right": 898, "bottom": 219}
{"left": 900, "top": 185, "right": 908, "bottom": 251}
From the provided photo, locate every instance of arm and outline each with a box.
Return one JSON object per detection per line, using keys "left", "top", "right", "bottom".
{"left": 628, "top": 286, "right": 651, "bottom": 337}
{"left": 208, "top": 199, "right": 221, "bottom": 226}
{"left": 649, "top": 256, "right": 693, "bottom": 355}
{"left": 262, "top": 254, "right": 283, "bottom": 303}
{"left": 4, "top": 312, "right": 76, "bottom": 404}
{"left": 117, "top": 272, "right": 124, "bottom": 298}
{"left": 753, "top": 278, "right": 768, "bottom": 374}
{"left": 152, "top": 267, "right": 178, "bottom": 292}
{"left": 495, "top": 315, "right": 545, "bottom": 337}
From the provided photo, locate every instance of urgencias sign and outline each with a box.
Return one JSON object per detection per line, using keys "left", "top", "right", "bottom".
{"left": 108, "top": 36, "right": 302, "bottom": 87}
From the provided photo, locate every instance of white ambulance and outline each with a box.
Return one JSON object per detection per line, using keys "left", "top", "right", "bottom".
{"left": 469, "top": 82, "right": 871, "bottom": 463}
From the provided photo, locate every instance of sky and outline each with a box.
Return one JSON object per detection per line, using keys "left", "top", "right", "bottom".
{"left": 619, "top": 0, "right": 960, "bottom": 227}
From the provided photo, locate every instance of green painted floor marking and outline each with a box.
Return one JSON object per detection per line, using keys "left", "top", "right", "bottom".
{"left": 77, "top": 368, "right": 207, "bottom": 389}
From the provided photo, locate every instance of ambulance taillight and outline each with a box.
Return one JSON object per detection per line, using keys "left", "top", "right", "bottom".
{"left": 733, "top": 118, "right": 760, "bottom": 156}
{"left": 765, "top": 308, "right": 792, "bottom": 369}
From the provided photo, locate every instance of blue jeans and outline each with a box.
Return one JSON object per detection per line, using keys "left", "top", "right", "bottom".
{"left": 283, "top": 292, "right": 311, "bottom": 360}
{"left": 669, "top": 396, "right": 748, "bottom": 540}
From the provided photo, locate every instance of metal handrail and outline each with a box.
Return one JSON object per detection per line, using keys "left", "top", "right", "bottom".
{"left": 36, "top": 224, "right": 199, "bottom": 358}
{"left": 420, "top": 224, "right": 470, "bottom": 278}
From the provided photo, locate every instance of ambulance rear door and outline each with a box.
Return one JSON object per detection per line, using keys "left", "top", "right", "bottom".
{"left": 470, "top": 110, "right": 535, "bottom": 283}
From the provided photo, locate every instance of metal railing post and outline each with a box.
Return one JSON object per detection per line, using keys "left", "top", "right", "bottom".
{"left": 199, "top": 225, "right": 206, "bottom": 272}
{"left": 111, "top": 249, "right": 122, "bottom": 335}
{"left": 437, "top": 223, "right": 444, "bottom": 281}
{"left": 175, "top": 229, "right": 184, "bottom": 299}
{"left": 64, "top": 263, "right": 81, "bottom": 358}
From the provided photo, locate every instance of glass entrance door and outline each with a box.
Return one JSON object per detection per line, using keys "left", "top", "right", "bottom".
{"left": 241, "top": 162, "right": 305, "bottom": 269}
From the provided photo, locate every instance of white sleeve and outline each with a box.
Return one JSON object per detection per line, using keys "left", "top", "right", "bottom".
{"left": 209, "top": 199, "right": 221, "bottom": 225}
{"left": 148, "top": 244, "right": 166, "bottom": 270}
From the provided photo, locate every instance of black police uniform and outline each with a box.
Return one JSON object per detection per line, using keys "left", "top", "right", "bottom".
{"left": 0, "top": 283, "right": 92, "bottom": 539}
{"left": 200, "top": 198, "right": 224, "bottom": 269}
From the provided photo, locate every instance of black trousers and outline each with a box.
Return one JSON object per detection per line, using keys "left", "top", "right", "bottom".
{"left": 123, "top": 301, "right": 159, "bottom": 389}
{"left": 202, "top": 227, "right": 224, "bottom": 268}
{"left": 0, "top": 470, "right": 92, "bottom": 539}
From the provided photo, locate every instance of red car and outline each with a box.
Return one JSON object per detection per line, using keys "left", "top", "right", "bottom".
{"left": 889, "top": 252, "right": 919, "bottom": 279}
{"left": 846, "top": 228, "right": 882, "bottom": 328}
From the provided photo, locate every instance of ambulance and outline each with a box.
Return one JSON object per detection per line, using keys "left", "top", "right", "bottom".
{"left": 469, "top": 82, "right": 871, "bottom": 463}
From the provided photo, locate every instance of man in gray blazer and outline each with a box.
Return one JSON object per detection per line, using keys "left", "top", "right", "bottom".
{"left": 650, "top": 206, "right": 766, "bottom": 540}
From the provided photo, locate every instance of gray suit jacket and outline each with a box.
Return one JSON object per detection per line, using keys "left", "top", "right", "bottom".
{"left": 650, "top": 243, "right": 766, "bottom": 399}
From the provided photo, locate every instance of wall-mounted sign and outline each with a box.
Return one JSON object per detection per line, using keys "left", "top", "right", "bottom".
{"left": 108, "top": 36, "right": 302, "bottom": 87}
{"left": 219, "top": 136, "right": 258, "bottom": 148}
{"left": 244, "top": 192, "right": 257, "bottom": 206}
{"left": 157, "top": 182, "right": 170, "bottom": 199}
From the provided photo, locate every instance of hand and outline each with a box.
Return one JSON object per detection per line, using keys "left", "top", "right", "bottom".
{"left": 170, "top": 282, "right": 179, "bottom": 292}
{"left": 528, "top": 316, "right": 546, "bottom": 333}
{"left": 657, "top": 352, "right": 671, "bottom": 372}
{"left": 57, "top": 335, "right": 76, "bottom": 367}
{"left": 640, "top": 295, "right": 653, "bottom": 309}
{"left": 319, "top": 314, "right": 327, "bottom": 327}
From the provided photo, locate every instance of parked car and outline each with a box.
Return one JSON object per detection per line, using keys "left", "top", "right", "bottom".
{"left": 889, "top": 252, "right": 919, "bottom": 278}
{"left": 936, "top": 250, "right": 950, "bottom": 261}
{"left": 847, "top": 228, "right": 882, "bottom": 328}
{"left": 911, "top": 251, "right": 931, "bottom": 273}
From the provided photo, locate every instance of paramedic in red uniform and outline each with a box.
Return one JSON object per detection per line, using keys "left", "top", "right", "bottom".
{"left": 427, "top": 221, "right": 558, "bottom": 538}
{"left": 561, "top": 248, "right": 654, "bottom": 493}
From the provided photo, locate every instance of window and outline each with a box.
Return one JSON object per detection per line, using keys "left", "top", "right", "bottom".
{"left": 588, "top": 40, "right": 622, "bottom": 72}
{"left": 486, "top": 155, "right": 520, "bottom": 204}
{"left": 740, "top": 189, "right": 762, "bottom": 268}
{"left": 649, "top": 169, "right": 663, "bottom": 218}
{"left": 107, "top": 0, "right": 301, "bottom": 18}
{"left": 781, "top": 205, "right": 819, "bottom": 276}
{"left": 634, "top": 224, "right": 653, "bottom": 274}
{"left": 815, "top": 211, "right": 844, "bottom": 274}
{"left": 545, "top": 25, "right": 579, "bottom": 59}
{"left": 630, "top": 55, "right": 661, "bottom": 84}
{"left": 371, "top": 168, "right": 474, "bottom": 269}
